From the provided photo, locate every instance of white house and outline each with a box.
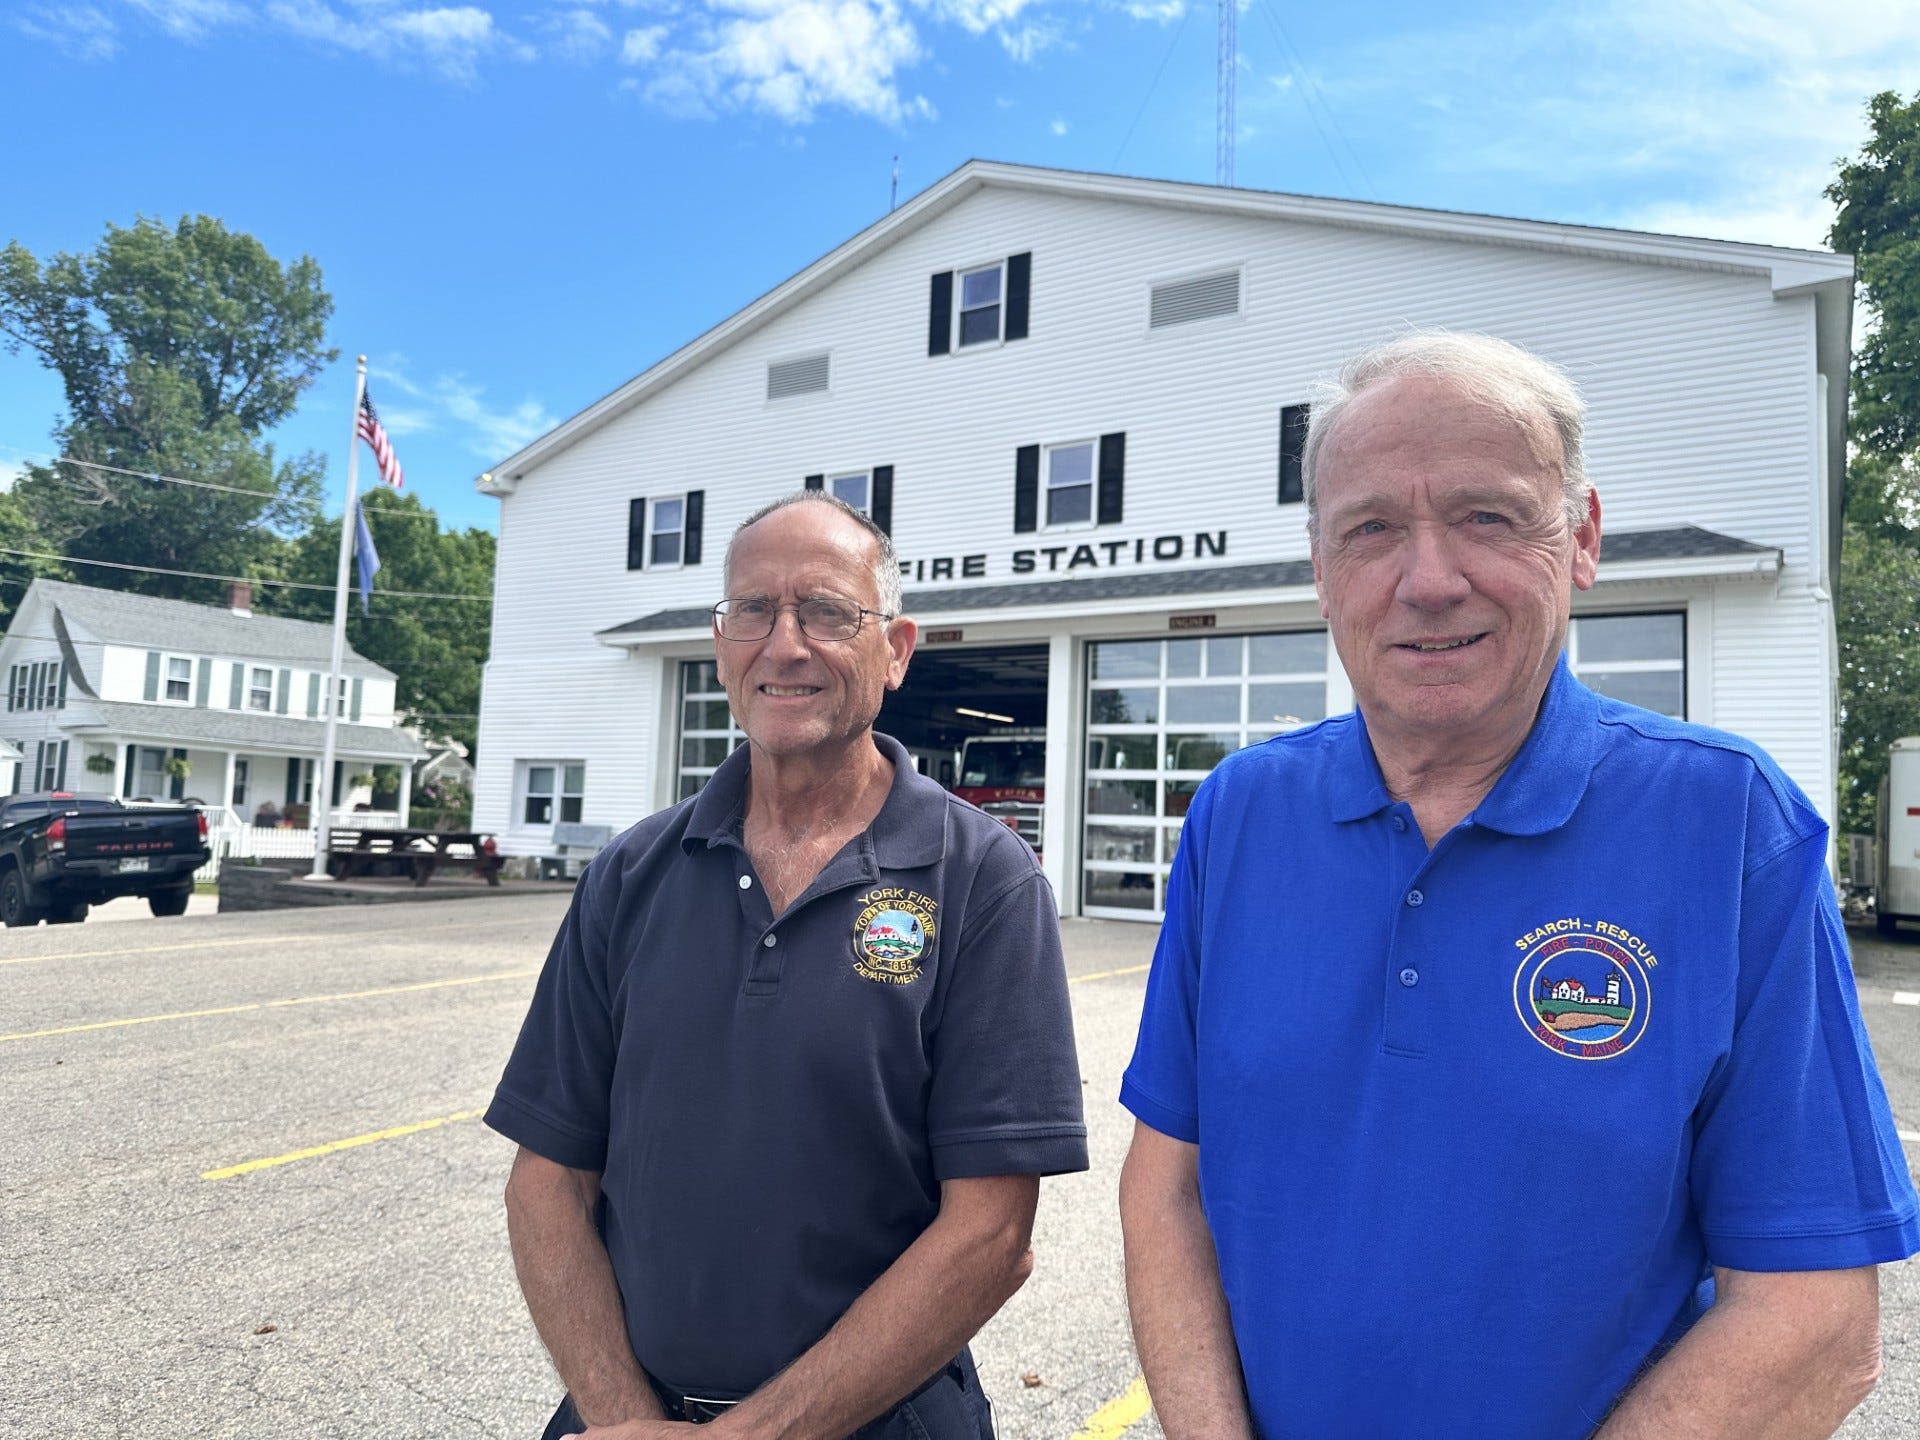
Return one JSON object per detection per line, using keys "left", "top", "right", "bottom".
{"left": 471, "top": 161, "right": 1851, "bottom": 921}
{"left": 0, "top": 578, "right": 426, "bottom": 826}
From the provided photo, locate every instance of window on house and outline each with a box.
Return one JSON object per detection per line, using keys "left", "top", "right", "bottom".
{"left": 627, "top": 490, "right": 705, "bottom": 570}
{"left": 249, "top": 667, "right": 274, "bottom": 712}
{"left": 929, "top": 253, "right": 1030, "bottom": 356}
{"left": 1279, "top": 403, "right": 1310, "bottom": 505}
{"left": 520, "top": 761, "right": 585, "bottom": 827}
{"left": 36, "top": 740, "right": 64, "bottom": 791}
{"left": 959, "top": 264, "right": 1003, "bottom": 347}
{"left": 677, "top": 661, "right": 746, "bottom": 801}
{"left": 134, "top": 747, "right": 169, "bottom": 799}
{"left": 1568, "top": 612, "right": 1686, "bottom": 717}
{"left": 38, "top": 663, "right": 62, "bottom": 709}
{"left": 1046, "top": 442, "right": 1095, "bottom": 527}
{"left": 831, "top": 472, "right": 870, "bottom": 513}
{"left": 164, "top": 655, "right": 192, "bottom": 703}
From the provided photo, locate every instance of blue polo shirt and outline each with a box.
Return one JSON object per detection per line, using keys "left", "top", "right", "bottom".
{"left": 489, "top": 733, "right": 1088, "bottom": 1398}
{"left": 1122, "top": 659, "right": 1918, "bottom": 1438}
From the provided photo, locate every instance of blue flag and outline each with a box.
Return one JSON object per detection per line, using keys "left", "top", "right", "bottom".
{"left": 353, "top": 498, "right": 381, "bottom": 615}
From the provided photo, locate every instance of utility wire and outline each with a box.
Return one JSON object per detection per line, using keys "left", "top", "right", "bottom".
{"left": 0, "top": 547, "right": 490, "bottom": 601}
{"left": 1114, "top": 1, "right": 1197, "bottom": 168}
{"left": 1253, "top": 0, "right": 1377, "bottom": 200}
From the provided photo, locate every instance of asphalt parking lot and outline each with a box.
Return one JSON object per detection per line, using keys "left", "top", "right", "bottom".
{"left": 2, "top": 895, "right": 1916, "bottom": 1438}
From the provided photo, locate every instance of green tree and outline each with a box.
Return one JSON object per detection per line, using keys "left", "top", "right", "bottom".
{"left": 0, "top": 215, "right": 334, "bottom": 601}
{"left": 1827, "top": 91, "right": 1920, "bottom": 834}
{"left": 268, "top": 491, "right": 495, "bottom": 758}
{"left": 0, "top": 486, "right": 67, "bottom": 632}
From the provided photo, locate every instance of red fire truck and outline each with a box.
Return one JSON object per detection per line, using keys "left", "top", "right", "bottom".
{"left": 952, "top": 731, "right": 1046, "bottom": 857}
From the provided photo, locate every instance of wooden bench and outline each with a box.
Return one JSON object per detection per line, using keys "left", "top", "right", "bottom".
{"left": 326, "top": 827, "right": 504, "bottom": 886}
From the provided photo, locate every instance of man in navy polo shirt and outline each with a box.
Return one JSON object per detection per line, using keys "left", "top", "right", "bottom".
{"left": 489, "top": 492, "right": 1088, "bottom": 1438}
{"left": 1119, "top": 331, "right": 1919, "bottom": 1438}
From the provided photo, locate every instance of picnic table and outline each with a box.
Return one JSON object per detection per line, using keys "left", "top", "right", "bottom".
{"left": 325, "top": 827, "right": 504, "bottom": 886}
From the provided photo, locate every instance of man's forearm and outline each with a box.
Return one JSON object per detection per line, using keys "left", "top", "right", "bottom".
{"left": 1595, "top": 1267, "right": 1882, "bottom": 1440}
{"left": 1118, "top": 1125, "right": 1254, "bottom": 1440}
{"left": 712, "top": 1173, "right": 1040, "bottom": 1440}
{"left": 504, "top": 1147, "right": 666, "bottom": 1428}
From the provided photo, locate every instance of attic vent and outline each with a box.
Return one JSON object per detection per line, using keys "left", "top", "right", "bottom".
{"left": 1149, "top": 269, "right": 1241, "bottom": 329}
{"left": 767, "top": 352, "right": 830, "bottom": 400}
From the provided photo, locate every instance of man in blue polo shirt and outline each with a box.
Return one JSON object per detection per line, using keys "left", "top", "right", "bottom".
{"left": 1119, "top": 331, "right": 1919, "bottom": 1438}
{"left": 489, "top": 493, "right": 1088, "bottom": 1438}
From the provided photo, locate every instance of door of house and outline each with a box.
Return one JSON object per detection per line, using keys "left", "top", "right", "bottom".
{"left": 230, "top": 757, "right": 250, "bottom": 811}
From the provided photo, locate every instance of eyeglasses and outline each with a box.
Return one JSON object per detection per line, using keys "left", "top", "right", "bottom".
{"left": 712, "top": 597, "right": 895, "bottom": 642}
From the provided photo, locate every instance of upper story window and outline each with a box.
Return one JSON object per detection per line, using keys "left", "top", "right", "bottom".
{"left": 163, "top": 655, "right": 192, "bottom": 704}
{"left": 1046, "top": 442, "right": 1095, "bottom": 527}
{"left": 249, "top": 666, "right": 274, "bottom": 712}
{"left": 627, "top": 490, "right": 705, "bottom": 571}
{"left": 928, "top": 252, "right": 1031, "bottom": 356}
{"left": 1014, "top": 433, "right": 1126, "bottom": 535}
{"left": 802, "top": 468, "right": 894, "bottom": 535}
{"left": 6, "top": 661, "right": 64, "bottom": 713}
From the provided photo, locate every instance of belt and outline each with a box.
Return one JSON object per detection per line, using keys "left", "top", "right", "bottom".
{"left": 650, "top": 1358, "right": 966, "bottom": 1429}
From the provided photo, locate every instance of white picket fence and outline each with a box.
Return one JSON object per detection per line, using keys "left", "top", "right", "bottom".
{"left": 194, "top": 812, "right": 406, "bottom": 882}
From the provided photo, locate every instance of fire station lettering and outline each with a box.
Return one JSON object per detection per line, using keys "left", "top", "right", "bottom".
{"left": 905, "top": 530, "right": 1228, "bottom": 582}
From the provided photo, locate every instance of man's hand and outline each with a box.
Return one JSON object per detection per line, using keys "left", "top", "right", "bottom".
{"left": 1118, "top": 1122, "right": 1256, "bottom": 1440}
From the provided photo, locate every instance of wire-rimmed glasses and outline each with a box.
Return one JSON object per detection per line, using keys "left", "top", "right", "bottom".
{"left": 712, "top": 597, "right": 895, "bottom": 642}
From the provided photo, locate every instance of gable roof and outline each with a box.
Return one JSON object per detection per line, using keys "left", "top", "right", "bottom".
{"left": 21, "top": 580, "right": 392, "bottom": 678}
{"left": 476, "top": 159, "right": 1854, "bottom": 496}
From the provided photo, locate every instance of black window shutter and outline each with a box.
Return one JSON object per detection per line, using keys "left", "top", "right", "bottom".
{"left": 1013, "top": 445, "right": 1040, "bottom": 534}
{"left": 285, "top": 759, "right": 300, "bottom": 807}
{"left": 170, "top": 747, "right": 186, "bottom": 800}
{"left": 144, "top": 650, "right": 160, "bottom": 702}
{"left": 1004, "top": 252, "right": 1031, "bottom": 341}
{"left": 684, "top": 490, "right": 705, "bottom": 566}
{"left": 1279, "top": 403, "right": 1310, "bottom": 505}
{"left": 1097, "top": 432, "right": 1126, "bottom": 526}
{"left": 871, "top": 466, "right": 894, "bottom": 535}
{"left": 804, "top": 474, "right": 825, "bottom": 491}
{"left": 230, "top": 664, "right": 244, "bottom": 710}
{"left": 124, "top": 745, "right": 136, "bottom": 798}
{"left": 628, "top": 498, "right": 647, "bottom": 570}
{"left": 56, "top": 740, "right": 68, "bottom": 791}
{"left": 928, "top": 271, "right": 954, "bottom": 356}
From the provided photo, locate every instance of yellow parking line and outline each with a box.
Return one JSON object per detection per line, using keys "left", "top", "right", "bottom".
{"left": 1072, "top": 963, "right": 1151, "bottom": 985}
{"left": 0, "top": 913, "right": 554, "bottom": 967}
{"left": 204, "top": 1107, "right": 488, "bottom": 1180}
{"left": 0, "top": 969, "right": 538, "bottom": 1044}
{"left": 1072, "top": 1376, "right": 1151, "bottom": 1439}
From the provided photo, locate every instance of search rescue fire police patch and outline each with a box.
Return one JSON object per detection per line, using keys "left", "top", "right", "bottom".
{"left": 1510, "top": 915, "right": 1657, "bottom": 1060}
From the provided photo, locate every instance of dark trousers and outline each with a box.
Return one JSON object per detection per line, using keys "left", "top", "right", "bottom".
{"left": 539, "top": 1350, "right": 994, "bottom": 1439}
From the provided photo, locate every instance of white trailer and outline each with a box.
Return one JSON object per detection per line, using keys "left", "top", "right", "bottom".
{"left": 1876, "top": 737, "right": 1920, "bottom": 939}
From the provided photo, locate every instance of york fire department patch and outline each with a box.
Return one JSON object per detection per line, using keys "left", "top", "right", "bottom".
{"left": 852, "top": 888, "right": 937, "bottom": 985}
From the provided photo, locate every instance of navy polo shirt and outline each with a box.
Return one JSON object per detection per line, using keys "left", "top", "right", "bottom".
{"left": 488, "top": 732, "right": 1088, "bottom": 1398}
{"left": 1123, "top": 659, "right": 1918, "bottom": 1439}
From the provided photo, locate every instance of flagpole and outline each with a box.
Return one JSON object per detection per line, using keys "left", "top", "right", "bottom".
{"left": 306, "top": 356, "right": 366, "bottom": 880}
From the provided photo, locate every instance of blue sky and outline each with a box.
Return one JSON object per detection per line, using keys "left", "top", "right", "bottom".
{"left": 2, "top": 0, "right": 1915, "bottom": 535}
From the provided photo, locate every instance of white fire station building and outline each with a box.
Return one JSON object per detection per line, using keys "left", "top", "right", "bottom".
{"left": 471, "top": 161, "right": 1851, "bottom": 920}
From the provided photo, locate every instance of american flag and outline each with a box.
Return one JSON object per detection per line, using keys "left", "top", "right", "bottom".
{"left": 356, "top": 391, "right": 404, "bottom": 489}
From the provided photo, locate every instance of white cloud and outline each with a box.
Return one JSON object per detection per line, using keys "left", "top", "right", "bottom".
{"left": 1119, "top": 0, "right": 1183, "bottom": 20}
{"left": 1287, "top": 0, "right": 1920, "bottom": 248}
{"left": 264, "top": 1, "right": 523, "bottom": 79}
{"left": 621, "top": 22, "right": 667, "bottom": 61}
{"left": 998, "top": 18, "right": 1058, "bottom": 62}
{"left": 0, "top": 460, "right": 25, "bottom": 493}
{"left": 14, "top": 4, "right": 120, "bottom": 59}
{"left": 121, "top": 0, "right": 244, "bottom": 38}
{"left": 373, "top": 360, "right": 557, "bottom": 458}
{"left": 1049, "top": 116, "right": 1066, "bottom": 136}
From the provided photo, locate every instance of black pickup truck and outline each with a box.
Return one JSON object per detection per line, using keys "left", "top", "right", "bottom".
{"left": 0, "top": 792, "right": 210, "bottom": 927}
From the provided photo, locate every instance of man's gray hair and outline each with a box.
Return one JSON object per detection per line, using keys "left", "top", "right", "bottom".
{"left": 1301, "top": 331, "right": 1591, "bottom": 542}
{"left": 725, "top": 490, "right": 905, "bottom": 615}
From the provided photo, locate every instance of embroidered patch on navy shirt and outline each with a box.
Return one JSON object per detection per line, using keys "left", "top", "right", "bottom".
{"left": 852, "top": 888, "right": 938, "bottom": 985}
{"left": 1510, "top": 916, "right": 1657, "bottom": 1060}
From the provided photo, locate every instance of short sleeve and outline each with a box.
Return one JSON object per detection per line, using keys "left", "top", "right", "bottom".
{"left": 484, "top": 861, "right": 619, "bottom": 1172}
{"left": 1118, "top": 780, "right": 1208, "bottom": 1144}
{"left": 925, "top": 862, "right": 1089, "bottom": 1180}
{"left": 1691, "top": 829, "right": 1920, "bottom": 1270}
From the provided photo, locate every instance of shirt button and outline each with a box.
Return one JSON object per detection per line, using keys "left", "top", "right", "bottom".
{"left": 763, "top": 934, "right": 776, "bottom": 948}
{"left": 1406, "top": 889, "right": 1424, "bottom": 907}
{"left": 1392, "top": 815, "right": 1408, "bottom": 833}
{"left": 738, "top": 875, "right": 752, "bottom": 890}
{"left": 1399, "top": 967, "right": 1419, "bottom": 987}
